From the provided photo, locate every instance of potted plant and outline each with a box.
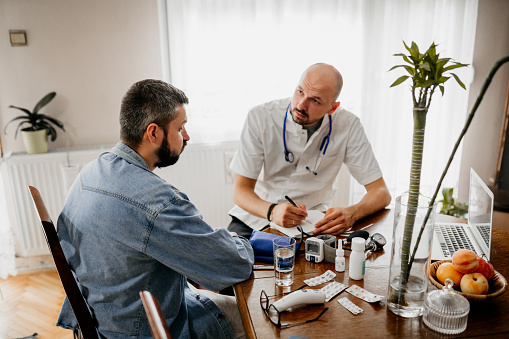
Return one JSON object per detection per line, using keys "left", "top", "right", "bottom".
{"left": 439, "top": 187, "right": 468, "bottom": 218}
{"left": 3, "top": 92, "right": 65, "bottom": 154}
{"left": 386, "top": 41, "right": 468, "bottom": 317}
{"left": 387, "top": 42, "right": 509, "bottom": 318}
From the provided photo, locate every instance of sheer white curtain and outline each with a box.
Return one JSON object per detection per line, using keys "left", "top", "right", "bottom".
{"left": 160, "top": 0, "right": 478, "bottom": 203}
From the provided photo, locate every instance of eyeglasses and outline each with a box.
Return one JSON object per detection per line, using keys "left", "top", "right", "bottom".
{"left": 259, "top": 289, "right": 329, "bottom": 329}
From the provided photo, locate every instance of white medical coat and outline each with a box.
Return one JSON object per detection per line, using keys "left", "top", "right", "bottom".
{"left": 229, "top": 98, "right": 383, "bottom": 231}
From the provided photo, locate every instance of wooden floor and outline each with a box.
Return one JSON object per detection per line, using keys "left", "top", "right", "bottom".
{"left": 0, "top": 269, "right": 73, "bottom": 339}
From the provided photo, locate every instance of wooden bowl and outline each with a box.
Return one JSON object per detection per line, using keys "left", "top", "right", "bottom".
{"left": 428, "top": 260, "right": 507, "bottom": 301}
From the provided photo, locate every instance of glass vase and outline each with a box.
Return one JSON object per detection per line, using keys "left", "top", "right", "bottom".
{"left": 387, "top": 193, "right": 437, "bottom": 318}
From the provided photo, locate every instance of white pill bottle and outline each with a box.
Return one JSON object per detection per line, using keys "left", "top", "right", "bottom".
{"left": 349, "top": 237, "right": 366, "bottom": 280}
{"left": 335, "top": 247, "right": 345, "bottom": 272}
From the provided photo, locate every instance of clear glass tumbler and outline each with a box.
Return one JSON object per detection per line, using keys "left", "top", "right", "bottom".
{"left": 273, "top": 237, "right": 296, "bottom": 286}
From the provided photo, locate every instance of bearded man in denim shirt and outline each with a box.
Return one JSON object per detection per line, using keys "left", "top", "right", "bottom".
{"left": 56, "top": 79, "right": 254, "bottom": 338}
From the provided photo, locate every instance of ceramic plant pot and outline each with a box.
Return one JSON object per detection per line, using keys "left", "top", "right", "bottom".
{"left": 21, "top": 129, "right": 48, "bottom": 154}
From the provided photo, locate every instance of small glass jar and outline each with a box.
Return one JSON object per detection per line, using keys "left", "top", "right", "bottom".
{"left": 422, "top": 278, "right": 470, "bottom": 334}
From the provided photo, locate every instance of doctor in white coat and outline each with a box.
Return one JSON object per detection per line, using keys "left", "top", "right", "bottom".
{"left": 228, "top": 63, "right": 391, "bottom": 238}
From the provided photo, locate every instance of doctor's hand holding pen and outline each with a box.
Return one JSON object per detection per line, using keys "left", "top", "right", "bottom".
{"left": 270, "top": 195, "right": 308, "bottom": 228}
{"left": 285, "top": 196, "right": 352, "bottom": 235}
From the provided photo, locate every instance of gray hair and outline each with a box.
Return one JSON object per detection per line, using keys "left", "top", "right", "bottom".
{"left": 120, "top": 79, "right": 189, "bottom": 148}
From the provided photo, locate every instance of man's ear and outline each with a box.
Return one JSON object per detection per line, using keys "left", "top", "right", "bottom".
{"left": 328, "top": 101, "right": 340, "bottom": 115}
{"left": 145, "top": 123, "right": 161, "bottom": 144}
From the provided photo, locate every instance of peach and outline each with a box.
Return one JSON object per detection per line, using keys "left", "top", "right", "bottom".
{"left": 460, "top": 273, "right": 489, "bottom": 294}
{"left": 475, "top": 257, "right": 495, "bottom": 281}
{"left": 452, "top": 249, "right": 479, "bottom": 274}
{"left": 436, "top": 262, "right": 464, "bottom": 288}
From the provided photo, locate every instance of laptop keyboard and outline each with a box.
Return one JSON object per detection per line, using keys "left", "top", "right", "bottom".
{"left": 476, "top": 224, "right": 491, "bottom": 247}
{"left": 436, "top": 224, "right": 477, "bottom": 257}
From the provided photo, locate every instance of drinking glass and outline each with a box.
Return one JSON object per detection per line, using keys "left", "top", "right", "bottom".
{"left": 273, "top": 237, "right": 296, "bottom": 286}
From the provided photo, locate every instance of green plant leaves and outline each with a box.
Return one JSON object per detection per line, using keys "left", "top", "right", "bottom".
{"left": 8, "top": 105, "right": 32, "bottom": 116}
{"left": 33, "top": 92, "right": 56, "bottom": 114}
{"left": 389, "top": 41, "right": 468, "bottom": 108}
{"left": 4, "top": 92, "right": 64, "bottom": 141}
{"left": 390, "top": 75, "right": 409, "bottom": 87}
{"left": 439, "top": 187, "right": 468, "bottom": 218}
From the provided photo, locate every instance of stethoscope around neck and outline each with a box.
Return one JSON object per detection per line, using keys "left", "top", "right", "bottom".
{"left": 283, "top": 103, "right": 332, "bottom": 175}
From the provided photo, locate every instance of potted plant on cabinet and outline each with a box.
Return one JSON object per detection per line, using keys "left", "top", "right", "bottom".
{"left": 3, "top": 92, "right": 65, "bottom": 154}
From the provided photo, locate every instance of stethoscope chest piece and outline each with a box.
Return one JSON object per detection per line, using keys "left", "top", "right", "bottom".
{"left": 282, "top": 104, "right": 333, "bottom": 175}
{"left": 283, "top": 104, "right": 332, "bottom": 175}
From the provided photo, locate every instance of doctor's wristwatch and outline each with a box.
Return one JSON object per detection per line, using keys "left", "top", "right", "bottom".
{"left": 304, "top": 234, "right": 336, "bottom": 263}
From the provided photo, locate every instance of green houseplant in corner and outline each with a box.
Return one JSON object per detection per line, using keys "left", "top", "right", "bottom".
{"left": 3, "top": 92, "right": 65, "bottom": 154}
{"left": 386, "top": 41, "right": 468, "bottom": 317}
{"left": 439, "top": 187, "right": 468, "bottom": 218}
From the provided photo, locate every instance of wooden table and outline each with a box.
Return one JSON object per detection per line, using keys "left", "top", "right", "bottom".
{"left": 234, "top": 209, "right": 509, "bottom": 338}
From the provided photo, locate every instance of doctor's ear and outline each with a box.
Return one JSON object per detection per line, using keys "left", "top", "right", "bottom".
{"left": 329, "top": 102, "right": 340, "bottom": 114}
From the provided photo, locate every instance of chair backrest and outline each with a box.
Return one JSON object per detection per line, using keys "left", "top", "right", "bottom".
{"left": 139, "top": 291, "right": 172, "bottom": 339}
{"left": 28, "top": 186, "right": 99, "bottom": 339}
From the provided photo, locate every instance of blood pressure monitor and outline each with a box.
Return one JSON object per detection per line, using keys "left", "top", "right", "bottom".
{"left": 305, "top": 235, "right": 337, "bottom": 263}
{"left": 305, "top": 238, "right": 325, "bottom": 263}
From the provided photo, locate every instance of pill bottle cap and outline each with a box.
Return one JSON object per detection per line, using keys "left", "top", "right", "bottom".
{"left": 351, "top": 237, "right": 365, "bottom": 251}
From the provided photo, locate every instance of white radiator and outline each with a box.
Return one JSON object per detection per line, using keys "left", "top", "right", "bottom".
{"left": 2, "top": 142, "right": 239, "bottom": 257}
{"left": 3, "top": 145, "right": 114, "bottom": 256}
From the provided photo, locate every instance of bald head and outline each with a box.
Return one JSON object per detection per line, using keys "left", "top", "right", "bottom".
{"left": 299, "top": 63, "right": 343, "bottom": 102}
{"left": 290, "top": 63, "right": 343, "bottom": 127}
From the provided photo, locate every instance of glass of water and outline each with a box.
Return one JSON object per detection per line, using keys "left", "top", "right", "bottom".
{"left": 273, "top": 237, "right": 296, "bottom": 286}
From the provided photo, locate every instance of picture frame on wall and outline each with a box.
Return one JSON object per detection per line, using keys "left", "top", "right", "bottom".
{"left": 9, "top": 30, "right": 27, "bottom": 46}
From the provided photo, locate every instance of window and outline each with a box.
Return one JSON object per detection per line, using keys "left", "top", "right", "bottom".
{"left": 159, "top": 0, "right": 478, "bottom": 201}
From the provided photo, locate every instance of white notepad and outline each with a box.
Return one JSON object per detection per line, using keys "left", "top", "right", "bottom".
{"left": 269, "top": 210, "right": 325, "bottom": 237}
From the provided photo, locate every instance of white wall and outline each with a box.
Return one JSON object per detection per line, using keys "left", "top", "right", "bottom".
{"left": 0, "top": 0, "right": 162, "bottom": 153}
{"left": 458, "top": 0, "right": 509, "bottom": 201}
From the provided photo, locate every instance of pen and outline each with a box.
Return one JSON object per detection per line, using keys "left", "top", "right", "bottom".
{"left": 285, "top": 195, "right": 299, "bottom": 208}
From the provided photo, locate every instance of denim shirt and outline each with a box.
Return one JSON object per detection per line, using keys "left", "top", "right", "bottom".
{"left": 56, "top": 142, "right": 254, "bottom": 338}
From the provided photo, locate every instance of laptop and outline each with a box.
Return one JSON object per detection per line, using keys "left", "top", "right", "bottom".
{"left": 431, "top": 168, "right": 494, "bottom": 261}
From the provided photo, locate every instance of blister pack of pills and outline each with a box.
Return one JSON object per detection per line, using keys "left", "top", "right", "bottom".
{"left": 338, "top": 297, "right": 363, "bottom": 315}
{"left": 304, "top": 270, "right": 336, "bottom": 287}
{"left": 319, "top": 281, "right": 348, "bottom": 302}
{"left": 346, "top": 285, "right": 384, "bottom": 303}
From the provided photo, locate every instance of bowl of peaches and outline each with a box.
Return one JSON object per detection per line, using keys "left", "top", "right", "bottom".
{"left": 429, "top": 249, "right": 507, "bottom": 301}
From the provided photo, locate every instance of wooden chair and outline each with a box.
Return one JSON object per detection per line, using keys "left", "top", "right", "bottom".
{"left": 28, "top": 186, "right": 99, "bottom": 339}
{"left": 139, "top": 291, "right": 172, "bottom": 339}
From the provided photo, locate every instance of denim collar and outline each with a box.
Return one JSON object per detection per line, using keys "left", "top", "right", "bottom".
{"left": 111, "top": 142, "right": 150, "bottom": 171}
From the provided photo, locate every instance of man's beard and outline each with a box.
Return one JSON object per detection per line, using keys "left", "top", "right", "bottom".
{"left": 154, "top": 135, "right": 186, "bottom": 168}
{"left": 291, "top": 107, "right": 322, "bottom": 127}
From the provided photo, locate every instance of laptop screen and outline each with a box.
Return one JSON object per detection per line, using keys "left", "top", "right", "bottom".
{"left": 468, "top": 168, "right": 494, "bottom": 256}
